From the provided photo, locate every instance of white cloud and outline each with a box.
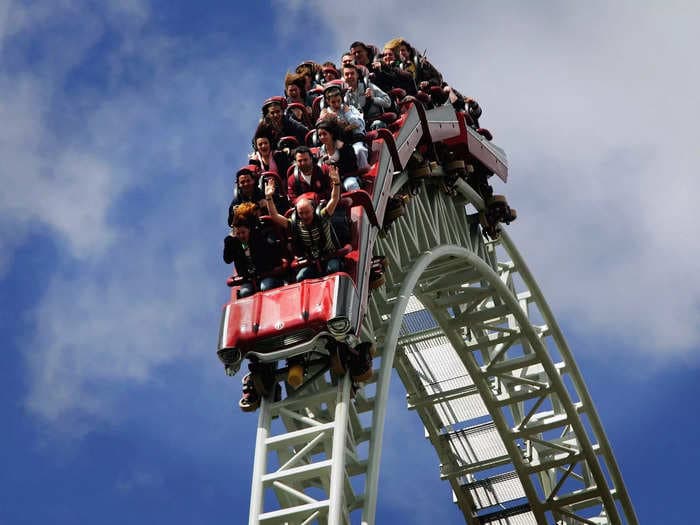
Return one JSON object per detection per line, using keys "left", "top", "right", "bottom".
{"left": 0, "top": 1, "right": 148, "bottom": 270}
{"left": 6, "top": 3, "right": 271, "bottom": 431}
{"left": 14, "top": 0, "right": 699, "bottom": 439}
{"left": 283, "top": 0, "right": 700, "bottom": 357}
{"left": 23, "top": 192, "right": 227, "bottom": 427}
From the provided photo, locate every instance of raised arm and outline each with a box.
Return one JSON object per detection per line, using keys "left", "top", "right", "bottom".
{"left": 264, "top": 178, "right": 289, "bottom": 228}
{"left": 322, "top": 165, "right": 342, "bottom": 217}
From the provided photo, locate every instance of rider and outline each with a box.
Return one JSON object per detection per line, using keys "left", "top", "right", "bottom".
{"left": 287, "top": 145, "right": 331, "bottom": 204}
{"left": 223, "top": 202, "right": 287, "bottom": 297}
{"left": 265, "top": 164, "right": 343, "bottom": 282}
{"left": 317, "top": 84, "right": 369, "bottom": 170}
{"left": 258, "top": 96, "right": 309, "bottom": 146}
{"left": 227, "top": 165, "right": 266, "bottom": 226}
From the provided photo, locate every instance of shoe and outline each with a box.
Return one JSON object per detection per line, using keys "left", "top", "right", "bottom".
{"left": 477, "top": 128, "right": 493, "bottom": 141}
{"left": 239, "top": 373, "right": 261, "bottom": 412}
{"left": 238, "top": 395, "right": 260, "bottom": 412}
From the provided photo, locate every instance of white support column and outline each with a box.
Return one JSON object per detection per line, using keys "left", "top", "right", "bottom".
{"left": 328, "top": 375, "right": 352, "bottom": 525}
{"left": 242, "top": 109, "right": 638, "bottom": 524}
{"left": 249, "top": 399, "right": 272, "bottom": 525}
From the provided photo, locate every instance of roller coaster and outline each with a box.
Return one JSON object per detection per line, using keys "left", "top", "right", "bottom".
{"left": 217, "top": 52, "right": 638, "bottom": 525}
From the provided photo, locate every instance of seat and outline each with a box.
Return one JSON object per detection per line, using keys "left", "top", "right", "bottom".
{"left": 311, "top": 95, "right": 324, "bottom": 123}
{"left": 305, "top": 128, "right": 318, "bottom": 147}
{"left": 390, "top": 87, "right": 406, "bottom": 103}
{"left": 340, "top": 189, "right": 379, "bottom": 228}
{"left": 367, "top": 112, "right": 398, "bottom": 131}
{"left": 364, "top": 127, "right": 402, "bottom": 173}
{"left": 258, "top": 170, "right": 284, "bottom": 190}
{"left": 288, "top": 191, "right": 318, "bottom": 209}
{"left": 415, "top": 91, "right": 432, "bottom": 107}
{"left": 277, "top": 135, "right": 299, "bottom": 151}
{"left": 429, "top": 85, "right": 448, "bottom": 105}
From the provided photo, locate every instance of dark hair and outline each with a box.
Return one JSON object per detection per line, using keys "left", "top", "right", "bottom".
{"left": 237, "top": 168, "right": 256, "bottom": 181}
{"left": 316, "top": 119, "right": 339, "bottom": 139}
{"left": 252, "top": 126, "right": 274, "bottom": 150}
{"left": 350, "top": 41, "right": 369, "bottom": 52}
{"left": 323, "top": 86, "right": 342, "bottom": 101}
{"left": 342, "top": 63, "right": 357, "bottom": 72}
{"left": 261, "top": 96, "right": 287, "bottom": 116}
{"left": 293, "top": 145, "right": 313, "bottom": 159}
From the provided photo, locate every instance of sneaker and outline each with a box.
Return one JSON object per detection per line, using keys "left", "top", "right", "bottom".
{"left": 239, "top": 373, "right": 261, "bottom": 412}
{"left": 238, "top": 395, "right": 260, "bottom": 412}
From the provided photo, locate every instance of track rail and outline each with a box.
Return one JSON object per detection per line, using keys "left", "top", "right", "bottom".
{"left": 244, "top": 105, "right": 637, "bottom": 524}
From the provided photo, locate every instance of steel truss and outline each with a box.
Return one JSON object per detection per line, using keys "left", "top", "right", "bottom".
{"left": 245, "top": 108, "right": 637, "bottom": 524}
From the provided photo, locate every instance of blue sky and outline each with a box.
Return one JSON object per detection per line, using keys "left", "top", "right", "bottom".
{"left": 1, "top": 1, "right": 698, "bottom": 523}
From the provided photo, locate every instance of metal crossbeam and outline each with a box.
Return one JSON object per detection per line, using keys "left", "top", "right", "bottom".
{"left": 244, "top": 104, "right": 637, "bottom": 524}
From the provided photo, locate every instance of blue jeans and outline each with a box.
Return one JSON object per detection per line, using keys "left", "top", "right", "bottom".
{"left": 351, "top": 142, "right": 369, "bottom": 170}
{"left": 238, "top": 277, "right": 284, "bottom": 298}
{"left": 260, "top": 276, "right": 284, "bottom": 291}
{"left": 296, "top": 258, "right": 342, "bottom": 282}
{"left": 238, "top": 281, "right": 256, "bottom": 298}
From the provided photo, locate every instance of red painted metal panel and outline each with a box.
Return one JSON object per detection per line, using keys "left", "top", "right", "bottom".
{"left": 222, "top": 277, "right": 339, "bottom": 355}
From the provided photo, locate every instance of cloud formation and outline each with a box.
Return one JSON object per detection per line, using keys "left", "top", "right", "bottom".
{"left": 7, "top": 0, "right": 698, "bottom": 439}
{"left": 1, "top": 1, "right": 266, "bottom": 430}
{"left": 293, "top": 0, "right": 700, "bottom": 356}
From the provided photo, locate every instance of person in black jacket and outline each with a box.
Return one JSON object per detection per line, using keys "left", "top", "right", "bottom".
{"left": 258, "top": 96, "right": 308, "bottom": 146}
{"left": 223, "top": 202, "right": 286, "bottom": 297}
{"left": 227, "top": 166, "right": 267, "bottom": 227}
{"left": 316, "top": 118, "right": 360, "bottom": 191}
{"left": 248, "top": 130, "right": 292, "bottom": 183}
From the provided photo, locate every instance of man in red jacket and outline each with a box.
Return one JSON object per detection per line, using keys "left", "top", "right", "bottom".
{"left": 286, "top": 146, "right": 331, "bottom": 204}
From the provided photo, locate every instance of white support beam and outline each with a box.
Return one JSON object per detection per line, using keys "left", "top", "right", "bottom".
{"left": 243, "top": 106, "right": 637, "bottom": 525}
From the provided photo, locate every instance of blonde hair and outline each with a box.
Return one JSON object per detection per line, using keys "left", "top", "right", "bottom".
{"left": 384, "top": 37, "right": 406, "bottom": 52}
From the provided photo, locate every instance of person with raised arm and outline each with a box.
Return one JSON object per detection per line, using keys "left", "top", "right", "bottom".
{"left": 265, "top": 164, "right": 343, "bottom": 282}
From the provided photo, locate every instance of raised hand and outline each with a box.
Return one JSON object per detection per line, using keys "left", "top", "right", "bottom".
{"left": 328, "top": 164, "right": 340, "bottom": 185}
{"left": 265, "top": 177, "right": 277, "bottom": 198}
